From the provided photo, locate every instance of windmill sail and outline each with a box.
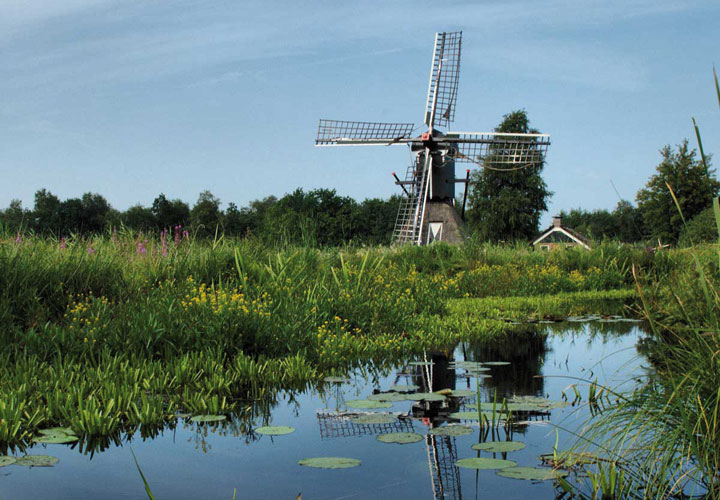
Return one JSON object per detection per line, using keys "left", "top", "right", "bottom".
{"left": 444, "top": 132, "right": 550, "bottom": 170}
{"left": 316, "top": 120, "right": 415, "bottom": 146}
{"left": 424, "top": 31, "right": 462, "bottom": 129}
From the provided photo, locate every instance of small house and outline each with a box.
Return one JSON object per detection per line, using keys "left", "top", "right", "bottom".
{"left": 532, "top": 215, "right": 591, "bottom": 251}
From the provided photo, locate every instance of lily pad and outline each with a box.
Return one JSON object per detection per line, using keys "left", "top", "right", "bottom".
{"left": 346, "top": 399, "right": 392, "bottom": 409}
{"left": 456, "top": 373, "right": 492, "bottom": 379}
{"left": 406, "top": 392, "right": 446, "bottom": 402}
{"left": 15, "top": 455, "right": 59, "bottom": 467}
{"left": 496, "top": 466, "right": 568, "bottom": 480}
{"left": 255, "top": 426, "right": 295, "bottom": 436}
{"left": 449, "top": 411, "right": 495, "bottom": 421}
{"left": 323, "top": 376, "right": 350, "bottom": 384}
{"left": 39, "top": 427, "right": 76, "bottom": 437}
{"left": 298, "top": 457, "right": 361, "bottom": 469}
{"left": 190, "top": 414, "right": 226, "bottom": 423}
{"left": 367, "top": 392, "right": 406, "bottom": 402}
{"left": 34, "top": 434, "right": 79, "bottom": 444}
{"left": 376, "top": 432, "right": 423, "bottom": 444}
{"left": 429, "top": 425, "right": 474, "bottom": 437}
{"left": 350, "top": 414, "right": 397, "bottom": 425}
{"left": 0, "top": 456, "right": 17, "bottom": 467}
{"left": 455, "top": 457, "right": 516, "bottom": 470}
{"left": 483, "top": 361, "right": 511, "bottom": 366}
{"left": 472, "top": 441, "right": 526, "bottom": 453}
{"left": 390, "top": 384, "right": 419, "bottom": 392}
{"left": 445, "top": 389, "right": 476, "bottom": 398}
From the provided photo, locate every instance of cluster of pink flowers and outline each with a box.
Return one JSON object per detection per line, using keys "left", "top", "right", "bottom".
{"left": 136, "top": 240, "right": 147, "bottom": 256}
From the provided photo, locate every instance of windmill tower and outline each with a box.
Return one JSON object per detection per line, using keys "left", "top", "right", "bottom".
{"left": 316, "top": 31, "right": 550, "bottom": 245}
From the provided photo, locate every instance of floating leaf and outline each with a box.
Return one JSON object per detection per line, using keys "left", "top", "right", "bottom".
{"left": 429, "top": 425, "right": 473, "bottom": 437}
{"left": 255, "top": 426, "right": 295, "bottom": 436}
{"left": 0, "top": 456, "right": 17, "bottom": 467}
{"left": 15, "top": 455, "right": 59, "bottom": 467}
{"left": 455, "top": 457, "right": 516, "bottom": 470}
{"left": 350, "top": 414, "right": 397, "bottom": 425}
{"left": 367, "top": 392, "right": 406, "bottom": 402}
{"left": 190, "top": 414, "right": 226, "bottom": 423}
{"left": 34, "top": 434, "right": 78, "bottom": 444}
{"left": 483, "top": 361, "right": 511, "bottom": 366}
{"left": 405, "top": 392, "right": 446, "bottom": 402}
{"left": 473, "top": 441, "right": 526, "bottom": 452}
{"left": 323, "top": 376, "right": 350, "bottom": 384}
{"left": 298, "top": 457, "right": 361, "bottom": 469}
{"left": 407, "top": 361, "right": 434, "bottom": 367}
{"left": 445, "top": 389, "right": 476, "bottom": 398}
{"left": 38, "top": 427, "right": 76, "bottom": 437}
{"left": 346, "top": 399, "right": 392, "bottom": 409}
{"left": 496, "top": 466, "right": 568, "bottom": 480}
{"left": 376, "top": 432, "right": 423, "bottom": 444}
{"left": 456, "top": 373, "right": 491, "bottom": 379}
{"left": 449, "top": 411, "right": 496, "bottom": 421}
{"left": 390, "top": 384, "right": 419, "bottom": 392}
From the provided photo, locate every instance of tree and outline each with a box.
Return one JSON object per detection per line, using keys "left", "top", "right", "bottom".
{"left": 190, "top": 190, "right": 221, "bottom": 238}
{"left": 636, "top": 140, "right": 719, "bottom": 243}
{"left": 1, "top": 200, "right": 30, "bottom": 233}
{"left": 33, "top": 189, "right": 62, "bottom": 234}
{"left": 466, "top": 110, "right": 552, "bottom": 242}
{"left": 122, "top": 204, "right": 157, "bottom": 230}
{"left": 152, "top": 193, "right": 190, "bottom": 230}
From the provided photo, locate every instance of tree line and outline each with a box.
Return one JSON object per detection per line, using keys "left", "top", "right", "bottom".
{"left": 2, "top": 111, "right": 716, "bottom": 246}
{"left": 0, "top": 187, "right": 401, "bottom": 246}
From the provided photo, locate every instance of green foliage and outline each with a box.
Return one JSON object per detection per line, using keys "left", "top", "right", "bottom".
{"left": 678, "top": 204, "right": 716, "bottom": 246}
{"left": 560, "top": 199, "right": 645, "bottom": 243}
{"left": 467, "top": 110, "right": 552, "bottom": 242}
{"left": 190, "top": 190, "right": 222, "bottom": 238}
{"left": 636, "top": 140, "right": 720, "bottom": 243}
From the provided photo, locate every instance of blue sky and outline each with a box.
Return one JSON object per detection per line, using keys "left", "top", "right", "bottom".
{"left": 1, "top": 0, "right": 719, "bottom": 225}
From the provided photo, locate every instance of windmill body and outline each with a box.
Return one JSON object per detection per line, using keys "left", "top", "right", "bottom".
{"left": 316, "top": 32, "right": 550, "bottom": 245}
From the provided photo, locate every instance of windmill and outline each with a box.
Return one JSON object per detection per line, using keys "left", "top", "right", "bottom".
{"left": 316, "top": 31, "right": 550, "bottom": 245}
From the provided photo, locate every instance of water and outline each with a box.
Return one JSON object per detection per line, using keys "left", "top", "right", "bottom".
{"left": 0, "top": 321, "right": 647, "bottom": 499}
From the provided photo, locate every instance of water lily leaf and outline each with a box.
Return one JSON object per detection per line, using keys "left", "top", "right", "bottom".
{"left": 346, "top": 399, "right": 392, "bottom": 409}
{"left": 429, "top": 425, "right": 473, "bottom": 437}
{"left": 367, "top": 392, "right": 406, "bottom": 402}
{"left": 483, "top": 361, "right": 511, "bottom": 366}
{"left": 255, "top": 426, "right": 295, "bottom": 436}
{"left": 34, "top": 434, "right": 79, "bottom": 444}
{"left": 190, "top": 414, "right": 226, "bottom": 423}
{"left": 566, "top": 316, "right": 588, "bottom": 322}
{"left": 39, "top": 427, "right": 76, "bottom": 437}
{"left": 455, "top": 457, "right": 516, "bottom": 470}
{"left": 0, "top": 456, "right": 17, "bottom": 467}
{"left": 472, "top": 441, "right": 526, "bottom": 452}
{"left": 376, "top": 432, "right": 423, "bottom": 444}
{"left": 445, "top": 389, "right": 476, "bottom": 398}
{"left": 350, "top": 414, "right": 397, "bottom": 425}
{"left": 496, "top": 466, "right": 568, "bottom": 480}
{"left": 456, "top": 373, "right": 492, "bottom": 379}
{"left": 298, "top": 457, "right": 361, "bottom": 469}
{"left": 323, "top": 376, "right": 350, "bottom": 384}
{"left": 405, "top": 392, "right": 446, "bottom": 402}
{"left": 390, "top": 384, "right": 419, "bottom": 392}
{"left": 15, "top": 455, "right": 59, "bottom": 467}
{"left": 449, "top": 411, "right": 495, "bottom": 421}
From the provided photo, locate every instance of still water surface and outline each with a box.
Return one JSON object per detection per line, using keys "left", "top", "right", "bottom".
{"left": 1, "top": 322, "right": 646, "bottom": 500}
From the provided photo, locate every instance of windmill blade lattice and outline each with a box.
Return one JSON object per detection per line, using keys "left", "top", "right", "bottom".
{"left": 445, "top": 132, "right": 550, "bottom": 171}
{"left": 424, "top": 31, "right": 462, "bottom": 128}
{"left": 316, "top": 119, "right": 415, "bottom": 146}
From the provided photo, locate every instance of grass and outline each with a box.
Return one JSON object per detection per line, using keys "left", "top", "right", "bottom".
{"left": 0, "top": 231, "right": 676, "bottom": 452}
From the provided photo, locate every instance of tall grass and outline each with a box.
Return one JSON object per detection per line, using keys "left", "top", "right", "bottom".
{"left": 567, "top": 69, "right": 720, "bottom": 499}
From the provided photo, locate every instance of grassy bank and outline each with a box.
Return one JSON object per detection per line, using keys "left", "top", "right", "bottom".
{"left": 0, "top": 233, "right": 661, "bottom": 451}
